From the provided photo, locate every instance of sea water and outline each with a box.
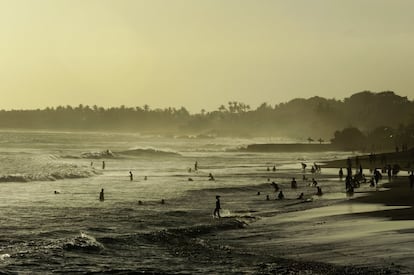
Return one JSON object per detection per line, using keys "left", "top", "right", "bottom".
{"left": 0, "top": 130, "right": 355, "bottom": 273}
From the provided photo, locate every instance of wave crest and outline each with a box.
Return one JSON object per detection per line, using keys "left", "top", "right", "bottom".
{"left": 62, "top": 232, "right": 104, "bottom": 252}
{"left": 117, "top": 148, "right": 180, "bottom": 157}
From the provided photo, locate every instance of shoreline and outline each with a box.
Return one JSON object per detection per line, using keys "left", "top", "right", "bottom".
{"left": 170, "top": 155, "right": 414, "bottom": 274}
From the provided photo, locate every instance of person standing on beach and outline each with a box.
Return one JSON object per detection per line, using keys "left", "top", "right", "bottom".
{"left": 99, "top": 188, "right": 105, "bottom": 201}
{"left": 102, "top": 161, "right": 106, "bottom": 170}
{"left": 213, "top": 195, "right": 221, "bottom": 218}
{"left": 409, "top": 172, "right": 414, "bottom": 190}
{"left": 129, "top": 171, "right": 133, "bottom": 181}
{"left": 194, "top": 161, "right": 198, "bottom": 171}
{"left": 291, "top": 177, "right": 297, "bottom": 189}
{"left": 339, "top": 168, "right": 344, "bottom": 181}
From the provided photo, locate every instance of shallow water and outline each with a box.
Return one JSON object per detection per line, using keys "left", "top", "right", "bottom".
{"left": 0, "top": 130, "right": 387, "bottom": 273}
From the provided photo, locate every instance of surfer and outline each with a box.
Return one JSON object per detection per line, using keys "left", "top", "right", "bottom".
{"left": 99, "top": 188, "right": 104, "bottom": 201}
{"left": 208, "top": 173, "right": 215, "bottom": 181}
{"left": 213, "top": 195, "right": 221, "bottom": 218}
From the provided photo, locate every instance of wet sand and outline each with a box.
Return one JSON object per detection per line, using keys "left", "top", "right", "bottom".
{"left": 165, "top": 171, "right": 414, "bottom": 274}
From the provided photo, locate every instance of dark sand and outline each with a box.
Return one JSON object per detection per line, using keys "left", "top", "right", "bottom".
{"left": 156, "top": 168, "right": 414, "bottom": 274}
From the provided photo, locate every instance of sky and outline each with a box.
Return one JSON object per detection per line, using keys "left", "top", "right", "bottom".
{"left": 1, "top": 0, "right": 414, "bottom": 112}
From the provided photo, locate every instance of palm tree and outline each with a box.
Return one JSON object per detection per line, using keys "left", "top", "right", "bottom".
{"left": 318, "top": 138, "right": 324, "bottom": 144}
{"left": 307, "top": 137, "right": 314, "bottom": 143}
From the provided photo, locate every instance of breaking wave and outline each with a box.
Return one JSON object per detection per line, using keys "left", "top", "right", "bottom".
{"left": 63, "top": 232, "right": 104, "bottom": 252}
{"left": 117, "top": 148, "right": 180, "bottom": 157}
{"left": 98, "top": 218, "right": 246, "bottom": 246}
{"left": 0, "top": 164, "right": 99, "bottom": 183}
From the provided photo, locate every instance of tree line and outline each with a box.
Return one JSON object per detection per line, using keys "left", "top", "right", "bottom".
{"left": 1, "top": 91, "right": 414, "bottom": 149}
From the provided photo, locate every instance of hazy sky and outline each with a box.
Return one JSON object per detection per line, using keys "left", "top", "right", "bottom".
{"left": 1, "top": 0, "right": 414, "bottom": 112}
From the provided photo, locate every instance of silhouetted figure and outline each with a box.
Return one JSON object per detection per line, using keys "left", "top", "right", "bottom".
{"left": 369, "top": 177, "right": 375, "bottom": 187}
{"left": 213, "top": 195, "right": 221, "bottom": 218}
{"left": 302, "top": 174, "right": 307, "bottom": 181}
{"left": 387, "top": 167, "right": 392, "bottom": 181}
{"left": 188, "top": 168, "right": 192, "bottom": 173}
{"left": 316, "top": 187, "right": 323, "bottom": 196}
{"left": 266, "top": 195, "right": 270, "bottom": 201}
{"left": 208, "top": 173, "right": 215, "bottom": 181}
{"left": 272, "top": 166, "right": 276, "bottom": 172}
{"left": 347, "top": 167, "right": 352, "bottom": 177}
{"left": 297, "top": 192, "right": 304, "bottom": 200}
{"left": 301, "top": 163, "right": 307, "bottom": 170}
{"left": 339, "top": 168, "right": 344, "bottom": 181}
{"left": 194, "top": 161, "right": 198, "bottom": 171}
{"left": 314, "top": 163, "right": 320, "bottom": 173}
{"left": 392, "top": 164, "right": 401, "bottom": 177}
{"left": 90, "top": 162, "right": 93, "bottom": 166}
{"left": 312, "top": 178, "right": 318, "bottom": 186}
{"left": 310, "top": 166, "right": 316, "bottom": 174}
{"left": 271, "top": 182, "right": 279, "bottom": 192}
{"left": 278, "top": 191, "right": 284, "bottom": 200}
{"left": 129, "top": 171, "right": 133, "bottom": 181}
{"left": 374, "top": 169, "right": 381, "bottom": 186}
{"left": 347, "top": 184, "right": 354, "bottom": 195}
{"left": 138, "top": 200, "right": 143, "bottom": 205}
{"left": 54, "top": 190, "right": 60, "bottom": 194}
{"left": 267, "top": 167, "right": 270, "bottom": 171}
{"left": 102, "top": 161, "right": 106, "bottom": 170}
{"left": 257, "top": 191, "right": 261, "bottom": 195}
{"left": 347, "top": 157, "right": 352, "bottom": 168}
{"left": 291, "top": 177, "right": 297, "bottom": 189}
{"left": 99, "top": 188, "right": 104, "bottom": 201}
{"left": 161, "top": 199, "right": 165, "bottom": 204}
{"left": 409, "top": 172, "right": 414, "bottom": 190}
{"left": 144, "top": 176, "right": 148, "bottom": 180}
{"left": 188, "top": 177, "right": 193, "bottom": 181}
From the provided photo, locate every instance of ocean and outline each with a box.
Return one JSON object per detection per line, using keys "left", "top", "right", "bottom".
{"left": 0, "top": 130, "right": 362, "bottom": 274}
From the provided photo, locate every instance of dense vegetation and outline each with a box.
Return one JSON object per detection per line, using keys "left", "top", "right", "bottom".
{"left": 1, "top": 91, "right": 414, "bottom": 150}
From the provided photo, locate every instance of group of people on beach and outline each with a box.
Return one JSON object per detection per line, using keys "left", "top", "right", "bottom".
{"left": 93, "top": 152, "right": 414, "bottom": 221}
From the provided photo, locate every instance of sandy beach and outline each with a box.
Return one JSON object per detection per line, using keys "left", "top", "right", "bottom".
{"left": 159, "top": 164, "right": 414, "bottom": 274}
